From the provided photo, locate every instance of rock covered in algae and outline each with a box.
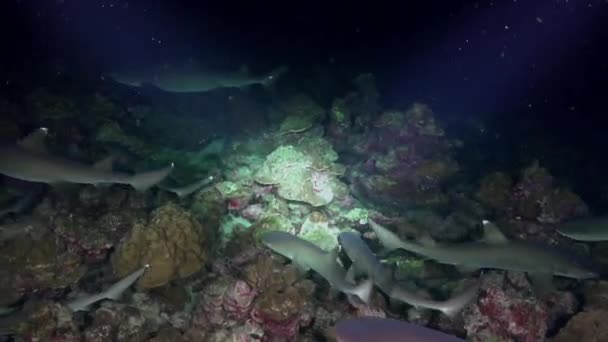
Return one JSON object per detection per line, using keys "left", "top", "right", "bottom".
{"left": 0, "top": 232, "right": 85, "bottom": 292}
{"left": 255, "top": 145, "right": 341, "bottom": 207}
{"left": 553, "top": 310, "right": 607, "bottom": 342}
{"left": 298, "top": 211, "right": 344, "bottom": 251}
{"left": 112, "top": 203, "right": 210, "bottom": 289}
{"left": 13, "top": 301, "right": 80, "bottom": 341}
{"left": 275, "top": 94, "right": 325, "bottom": 135}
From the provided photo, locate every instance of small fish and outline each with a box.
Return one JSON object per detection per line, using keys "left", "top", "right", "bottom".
{"left": 158, "top": 175, "right": 216, "bottom": 198}
{"left": 335, "top": 317, "right": 465, "bottom": 342}
{"left": 369, "top": 220, "right": 598, "bottom": 286}
{"left": 557, "top": 216, "right": 608, "bottom": 241}
{"left": 338, "top": 231, "right": 478, "bottom": 317}
{"left": 0, "top": 128, "right": 173, "bottom": 191}
{"left": 66, "top": 264, "right": 149, "bottom": 312}
{"left": 261, "top": 231, "right": 373, "bottom": 304}
{"left": 110, "top": 65, "right": 288, "bottom": 93}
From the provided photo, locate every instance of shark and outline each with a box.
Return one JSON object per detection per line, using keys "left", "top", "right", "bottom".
{"left": 557, "top": 216, "right": 608, "bottom": 241}
{"left": 0, "top": 128, "right": 173, "bottom": 191}
{"left": 338, "top": 231, "right": 478, "bottom": 317}
{"left": 66, "top": 264, "right": 149, "bottom": 312}
{"left": 335, "top": 317, "right": 465, "bottom": 342}
{"left": 110, "top": 65, "right": 288, "bottom": 93}
{"left": 261, "top": 231, "right": 374, "bottom": 304}
{"left": 368, "top": 219, "right": 598, "bottom": 288}
{"left": 158, "top": 175, "right": 216, "bottom": 198}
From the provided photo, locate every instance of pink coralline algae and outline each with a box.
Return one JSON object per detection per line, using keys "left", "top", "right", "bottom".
{"left": 250, "top": 309, "right": 302, "bottom": 341}
{"left": 241, "top": 204, "right": 265, "bottom": 221}
{"left": 464, "top": 274, "right": 548, "bottom": 342}
{"left": 224, "top": 280, "right": 258, "bottom": 320}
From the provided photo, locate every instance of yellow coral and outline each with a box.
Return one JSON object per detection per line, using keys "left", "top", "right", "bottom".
{"left": 112, "top": 203, "right": 209, "bottom": 289}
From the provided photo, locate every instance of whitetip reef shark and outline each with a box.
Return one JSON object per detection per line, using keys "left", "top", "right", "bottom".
{"left": 557, "top": 216, "right": 608, "bottom": 241}
{"left": 261, "top": 231, "right": 374, "bottom": 304}
{"left": 335, "top": 317, "right": 465, "bottom": 342}
{"left": 110, "top": 64, "right": 288, "bottom": 93}
{"left": 338, "top": 231, "right": 479, "bottom": 317}
{"left": 0, "top": 128, "right": 173, "bottom": 191}
{"left": 368, "top": 219, "right": 598, "bottom": 292}
{"left": 66, "top": 264, "right": 150, "bottom": 312}
{"left": 158, "top": 175, "right": 216, "bottom": 198}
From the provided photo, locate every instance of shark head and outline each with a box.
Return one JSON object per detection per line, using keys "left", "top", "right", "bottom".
{"left": 261, "top": 231, "right": 298, "bottom": 260}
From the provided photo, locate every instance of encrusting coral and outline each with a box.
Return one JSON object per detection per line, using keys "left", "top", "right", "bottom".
{"left": 111, "top": 203, "right": 211, "bottom": 289}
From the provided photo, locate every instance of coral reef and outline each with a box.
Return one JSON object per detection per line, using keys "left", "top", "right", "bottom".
{"left": 255, "top": 143, "right": 343, "bottom": 207}
{"left": 12, "top": 301, "right": 80, "bottom": 341}
{"left": 112, "top": 203, "right": 211, "bottom": 289}
{"left": 275, "top": 94, "right": 325, "bottom": 135}
{"left": 0, "top": 232, "right": 85, "bottom": 294}
{"left": 83, "top": 302, "right": 148, "bottom": 342}
{"left": 462, "top": 272, "right": 581, "bottom": 342}
{"left": 349, "top": 103, "right": 459, "bottom": 210}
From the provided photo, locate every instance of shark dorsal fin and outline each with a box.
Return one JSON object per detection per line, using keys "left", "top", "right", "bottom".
{"left": 93, "top": 155, "right": 116, "bottom": 172}
{"left": 18, "top": 127, "right": 48, "bottom": 154}
{"left": 482, "top": 220, "right": 509, "bottom": 244}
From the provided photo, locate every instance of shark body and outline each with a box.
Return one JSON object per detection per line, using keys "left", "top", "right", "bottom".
{"left": 338, "top": 231, "right": 478, "bottom": 317}
{"left": 111, "top": 65, "right": 287, "bottom": 93}
{"left": 0, "top": 128, "right": 173, "bottom": 191}
{"left": 369, "top": 220, "right": 598, "bottom": 281}
{"left": 335, "top": 317, "right": 465, "bottom": 342}
{"left": 557, "top": 216, "right": 608, "bottom": 241}
{"left": 158, "top": 175, "right": 216, "bottom": 198}
{"left": 66, "top": 264, "right": 149, "bottom": 312}
{"left": 261, "top": 231, "right": 373, "bottom": 304}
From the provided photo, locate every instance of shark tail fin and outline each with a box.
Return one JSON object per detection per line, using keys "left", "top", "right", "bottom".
{"left": 438, "top": 281, "right": 480, "bottom": 318}
{"left": 352, "top": 277, "right": 374, "bottom": 305}
{"left": 128, "top": 163, "right": 174, "bottom": 191}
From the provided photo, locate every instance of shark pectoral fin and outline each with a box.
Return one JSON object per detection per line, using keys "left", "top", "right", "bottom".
{"left": 291, "top": 256, "right": 310, "bottom": 275}
{"left": 528, "top": 273, "right": 556, "bottom": 297}
{"left": 18, "top": 128, "right": 49, "bottom": 154}
{"left": 481, "top": 220, "right": 509, "bottom": 244}
{"left": 345, "top": 265, "right": 357, "bottom": 284}
{"left": 92, "top": 155, "right": 116, "bottom": 172}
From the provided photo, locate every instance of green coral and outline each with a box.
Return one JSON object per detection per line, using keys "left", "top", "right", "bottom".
{"left": 214, "top": 181, "right": 242, "bottom": 198}
{"left": 276, "top": 94, "right": 325, "bottom": 135}
{"left": 250, "top": 214, "right": 295, "bottom": 244}
{"left": 343, "top": 208, "right": 369, "bottom": 224}
{"left": 385, "top": 256, "right": 426, "bottom": 279}
{"left": 297, "top": 212, "right": 343, "bottom": 251}
{"left": 219, "top": 214, "right": 252, "bottom": 247}
{"left": 255, "top": 145, "right": 337, "bottom": 207}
